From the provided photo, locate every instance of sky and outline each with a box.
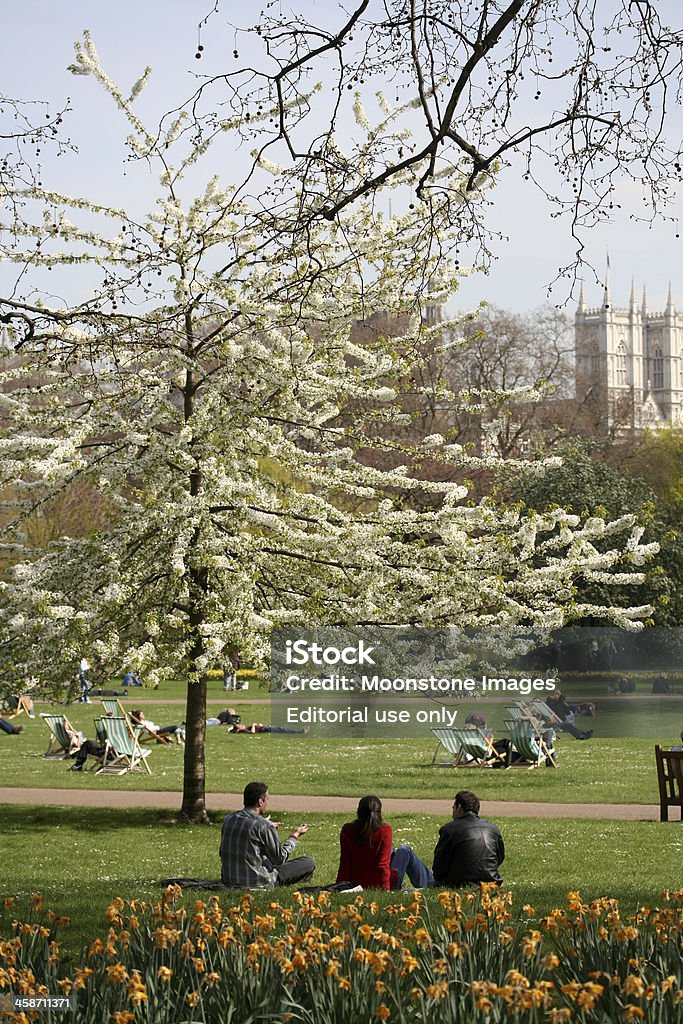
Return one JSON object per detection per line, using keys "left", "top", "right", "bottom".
{"left": 2, "top": 0, "right": 683, "bottom": 317}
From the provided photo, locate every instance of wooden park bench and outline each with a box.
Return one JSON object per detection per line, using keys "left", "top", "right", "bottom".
{"left": 655, "top": 745, "right": 683, "bottom": 822}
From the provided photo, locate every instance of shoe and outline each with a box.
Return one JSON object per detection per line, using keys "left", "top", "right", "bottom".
{"left": 14, "top": 726, "right": 24, "bottom": 734}
{"left": 69, "top": 763, "right": 83, "bottom": 772}
{"left": 580, "top": 731, "right": 593, "bottom": 740}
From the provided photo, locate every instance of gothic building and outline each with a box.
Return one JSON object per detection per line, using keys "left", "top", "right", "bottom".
{"left": 575, "top": 274, "right": 683, "bottom": 431}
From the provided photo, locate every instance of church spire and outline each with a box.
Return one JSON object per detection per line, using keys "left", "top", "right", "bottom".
{"left": 577, "top": 281, "right": 585, "bottom": 314}
{"left": 666, "top": 281, "right": 675, "bottom": 316}
{"left": 629, "top": 277, "right": 637, "bottom": 312}
{"left": 603, "top": 253, "right": 611, "bottom": 310}
{"left": 642, "top": 285, "right": 648, "bottom": 317}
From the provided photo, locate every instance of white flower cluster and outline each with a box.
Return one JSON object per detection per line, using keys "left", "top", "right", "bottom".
{"left": 0, "top": 33, "right": 660, "bottom": 713}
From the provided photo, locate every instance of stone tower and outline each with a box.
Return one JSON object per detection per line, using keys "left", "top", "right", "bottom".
{"left": 575, "top": 271, "right": 683, "bottom": 431}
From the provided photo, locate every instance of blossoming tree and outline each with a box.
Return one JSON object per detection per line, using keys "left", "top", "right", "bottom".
{"left": 0, "top": 35, "right": 657, "bottom": 821}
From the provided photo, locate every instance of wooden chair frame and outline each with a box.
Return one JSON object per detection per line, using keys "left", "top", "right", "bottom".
{"left": 41, "top": 713, "right": 82, "bottom": 759}
{"left": 431, "top": 727, "right": 506, "bottom": 767}
{"left": 655, "top": 745, "right": 683, "bottom": 822}
{"left": 96, "top": 716, "right": 152, "bottom": 775}
{"left": 3, "top": 694, "right": 35, "bottom": 720}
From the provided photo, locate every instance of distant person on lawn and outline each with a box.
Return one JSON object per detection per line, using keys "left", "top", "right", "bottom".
{"left": 122, "top": 670, "right": 143, "bottom": 688}
{"left": 229, "top": 722, "right": 307, "bottom": 734}
{"left": 206, "top": 707, "right": 242, "bottom": 726}
{"left": 130, "top": 709, "right": 184, "bottom": 743}
{"left": 78, "top": 657, "right": 92, "bottom": 703}
{"left": 0, "top": 717, "right": 23, "bottom": 735}
{"left": 546, "top": 691, "right": 593, "bottom": 740}
{"left": 432, "top": 790, "right": 505, "bottom": 887}
{"left": 219, "top": 781, "right": 315, "bottom": 888}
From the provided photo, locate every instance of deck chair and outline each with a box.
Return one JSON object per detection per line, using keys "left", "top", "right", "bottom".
{"left": 96, "top": 716, "right": 152, "bottom": 775}
{"left": 2, "top": 694, "right": 35, "bottom": 720}
{"left": 431, "top": 727, "right": 505, "bottom": 767}
{"left": 104, "top": 698, "right": 175, "bottom": 745}
{"left": 101, "top": 697, "right": 129, "bottom": 721}
{"left": 504, "top": 719, "right": 556, "bottom": 769}
{"left": 529, "top": 699, "right": 561, "bottom": 725}
{"left": 505, "top": 703, "right": 547, "bottom": 733}
{"left": 41, "top": 713, "right": 83, "bottom": 758}
{"left": 655, "top": 745, "right": 683, "bottom": 821}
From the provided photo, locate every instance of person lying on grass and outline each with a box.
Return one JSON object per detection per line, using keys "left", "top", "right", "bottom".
{"left": 0, "top": 717, "right": 23, "bottom": 735}
{"left": 228, "top": 721, "right": 308, "bottom": 734}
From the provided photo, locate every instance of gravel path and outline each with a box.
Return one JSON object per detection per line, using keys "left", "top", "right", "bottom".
{"left": 0, "top": 787, "right": 663, "bottom": 820}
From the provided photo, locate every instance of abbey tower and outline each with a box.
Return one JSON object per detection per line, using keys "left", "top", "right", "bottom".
{"left": 575, "top": 273, "right": 683, "bottom": 432}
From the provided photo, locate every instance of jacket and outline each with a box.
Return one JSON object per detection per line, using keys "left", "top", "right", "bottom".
{"left": 432, "top": 811, "right": 504, "bottom": 886}
{"left": 336, "top": 821, "right": 399, "bottom": 890}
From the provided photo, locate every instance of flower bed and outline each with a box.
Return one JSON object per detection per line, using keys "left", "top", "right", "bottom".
{"left": 1, "top": 887, "right": 681, "bottom": 1022}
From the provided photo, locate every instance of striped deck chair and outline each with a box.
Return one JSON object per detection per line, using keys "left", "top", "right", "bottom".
{"left": 505, "top": 703, "right": 546, "bottom": 733}
{"left": 96, "top": 716, "right": 152, "bottom": 775}
{"left": 504, "top": 719, "right": 556, "bottom": 769}
{"left": 529, "top": 699, "right": 561, "bottom": 726}
{"left": 41, "top": 713, "right": 83, "bottom": 758}
{"left": 431, "top": 727, "right": 505, "bottom": 767}
{"left": 3, "top": 694, "right": 35, "bottom": 720}
{"left": 101, "top": 698, "right": 130, "bottom": 722}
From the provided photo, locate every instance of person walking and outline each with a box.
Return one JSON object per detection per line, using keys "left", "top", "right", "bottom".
{"left": 78, "top": 657, "right": 92, "bottom": 703}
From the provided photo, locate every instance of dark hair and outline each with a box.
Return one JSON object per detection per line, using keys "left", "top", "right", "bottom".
{"left": 131, "top": 709, "right": 143, "bottom": 721}
{"left": 243, "top": 781, "right": 268, "bottom": 807}
{"left": 454, "top": 790, "right": 480, "bottom": 815}
{"left": 355, "top": 795, "right": 383, "bottom": 845}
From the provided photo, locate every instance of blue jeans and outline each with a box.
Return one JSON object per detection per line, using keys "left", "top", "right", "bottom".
{"left": 390, "top": 844, "right": 434, "bottom": 889}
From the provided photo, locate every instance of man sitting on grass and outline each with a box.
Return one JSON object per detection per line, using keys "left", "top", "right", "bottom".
{"left": 432, "top": 790, "right": 505, "bottom": 887}
{"left": 219, "top": 781, "right": 315, "bottom": 888}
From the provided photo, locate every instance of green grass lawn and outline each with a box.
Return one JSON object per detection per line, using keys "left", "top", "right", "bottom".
{"left": 3, "top": 805, "right": 682, "bottom": 957}
{"left": 1, "top": 689, "right": 677, "bottom": 803}
{"left": 2, "top": 678, "right": 682, "bottom": 968}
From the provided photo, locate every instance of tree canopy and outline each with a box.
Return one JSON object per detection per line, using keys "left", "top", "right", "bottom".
{"left": 0, "top": 26, "right": 665, "bottom": 820}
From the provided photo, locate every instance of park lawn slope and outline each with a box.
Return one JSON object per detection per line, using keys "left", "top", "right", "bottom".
{"left": 1, "top": 805, "right": 682, "bottom": 957}
{"left": 0, "top": 713, "right": 668, "bottom": 804}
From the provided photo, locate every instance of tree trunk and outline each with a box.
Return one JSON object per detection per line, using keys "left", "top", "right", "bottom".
{"left": 179, "top": 331, "right": 211, "bottom": 824}
{"left": 180, "top": 673, "right": 210, "bottom": 823}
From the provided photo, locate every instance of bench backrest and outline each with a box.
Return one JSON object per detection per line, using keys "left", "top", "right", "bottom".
{"left": 655, "top": 746, "right": 683, "bottom": 822}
